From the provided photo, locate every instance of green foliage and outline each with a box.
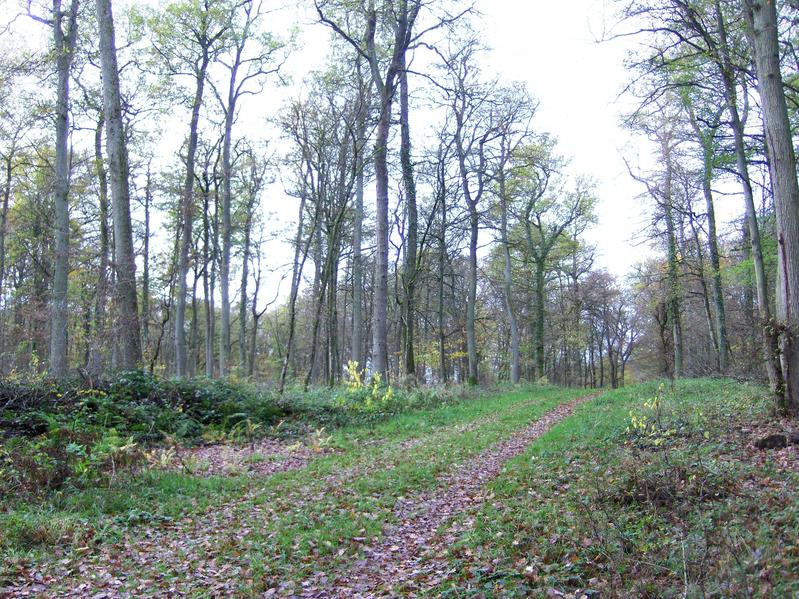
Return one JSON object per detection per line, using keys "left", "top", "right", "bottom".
{"left": 435, "top": 380, "right": 799, "bottom": 598}
{"left": 277, "top": 378, "right": 470, "bottom": 429}
{"left": 0, "top": 371, "right": 284, "bottom": 500}
{"left": 1, "top": 370, "right": 284, "bottom": 442}
{"left": 0, "top": 385, "right": 575, "bottom": 577}
{"left": 0, "top": 426, "right": 141, "bottom": 498}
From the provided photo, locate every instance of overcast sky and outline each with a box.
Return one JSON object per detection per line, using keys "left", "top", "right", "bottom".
{"left": 479, "top": 0, "right": 651, "bottom": 275}
{"left": 261, "top": 0, "right": 656, "bottom": 283}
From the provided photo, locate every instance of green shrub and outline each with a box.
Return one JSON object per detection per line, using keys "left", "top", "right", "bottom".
{"left": 63, "top": 372, "right": 285, "bottom": 443}
{"left": 276, "top": 376, "right": 469, "bottom": 429}
{"left": 0, "top": 425, "right": 141, "bottom": 498}
{"left": 1, "top": 371, "right": 287, "bottom": 499}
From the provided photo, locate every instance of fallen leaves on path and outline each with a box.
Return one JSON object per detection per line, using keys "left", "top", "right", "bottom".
{"left": 172, "top": 436, "right": 338, "bottom": 478}
{"left": 1, "top": 393, "right": 594, "bottom": 599}
{"left": 294, "top": 394, "right": 597, "bottom": 598}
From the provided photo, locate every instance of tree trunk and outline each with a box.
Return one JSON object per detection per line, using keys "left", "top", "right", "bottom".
{"left": 351, "top": 109, "right": 365, "bottom": 369}
{"left": 88, "top": 117, "right": 109, "bottom": 375}
{"left": 466, "top": 202, "right": 479, "bottom": 384}
{"left": 49, "top": 0, "right": 79, "bottom": 378}
{"left": 372, "top": 98, "right": 391, "bottom": 379}
{"left": 688, "top": 107, "right": 729, "bottom": 372}
{"left": 97, "top": 0, "right": 142, "bottom": 370}
{"left": 399, "top": 61, "right": 417, "bottom": 381}
{"left": 499, "top": 166, "right": 520, "bottom": 383}
{"left": 715, "top": 0, "right": 782, "bottom": 392}
{"left": 455, "top": 125, "right": 484, "bottom": 386}
{"left": 662, "top": 137, "right": 684, "bottom": 378}
{"left": 279, "top": 194, "right": 311, "bottom": 394}
{"left": 189, "top": 270, "right": 199, "bottom": 377}
{"left": 219, "top": 72, "right": 239, "bottom": 378}
{"left": 438, "top": 186, "right": 448, "bottom": 384}
{"left": 209, "top": 175, "right": 220, "bottom": 376}
{"left": 201, "top": 167, "right": 213, "bottom": 377}
{"left": 327, "top": 245, "right": 340, "bottom": 386}
{"left": 0, "top": 139, "right": 16, "bottom": 371}
{"left": 248, "top": 247, "right": 265, "bottom": 378}
{"left": 142, "top": 163, "right": 152, "bottom": 355}
{"left": 742, "top": 222, "right": 756, "bottom": 362}
{"left": 746, "top": 0, "right": 799, "bottom": 414}
{"left": 533, "top": 260, "right": 546, "bottom": 379}
{"left": 175, "top": 53, "right": 210, "bottom": 377}
{"left": 239, "top": 193, "right": 253, "bottom": 375}
{"left": 305, "top": 260, "right": 330, "bottom": 390}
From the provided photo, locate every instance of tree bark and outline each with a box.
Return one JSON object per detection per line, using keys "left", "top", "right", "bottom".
{"left": 399, "top": 59, "right": 417, "bottom": 381}
{"left": 175, "top": 52, "right": 210, "bottom": 378}
{"left": 0, "top": 135, "right": 17, "bottom": 371}
{"left": 715, "top": 0, "right": 782, "bottom": 392}
{"left": 238, "top": 188, "right": 254, "bottom": 375}
{"left": 49, "top": 0, "right": 80, "bottom": 378}
{"left": 88, "top": 117, "right": 109, "bottom": 375}
{"left": 498, "top": 168, "right": 520, "bottom": 383}
{"left": 745, "top": 0, "right": 799, "bottom": 413}
{"left": 219, "top": 62, "right": 239, "bottom": 378}
{"left": 662, "top": 134, "right": 684, "bottom": 378}
{"left": 438, "top": 165, "right": 448, "bottom": 384}
{"left": 97, "top": 0, "right": 142, "bottom": 370}
{"left": 686, "top": 105, "right": 729, "bottom": 372}
{"left": 142, "top": 163, "right": 152, "bottom": 356}
{"left": 533, "top": 260, "right": 546, "bottom": 379}
{"left": 279, "top": 193, "right": 312, "bottom": 393}
{"left": 372, "top": 100, "right": 391, "bottom": 378}
{"left": 351, "top": 108, "right": 365, "bottom": 369}
{"left": 454, "top": 111, "right": 488, "bottom": 386}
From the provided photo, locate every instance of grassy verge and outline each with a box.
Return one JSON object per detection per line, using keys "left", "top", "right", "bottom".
{"left": 435, "top": 379, "right": 799, "bottom": 598}
{"left": 1, "top": 385, "right": 586, "bottom": 594}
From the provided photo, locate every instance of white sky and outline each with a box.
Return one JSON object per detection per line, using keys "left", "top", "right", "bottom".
{"left": 260, "top": 0, "right": 657, "bottom": 284}
{"left": 478, "top": 0, "right": 650, "bottom": 275}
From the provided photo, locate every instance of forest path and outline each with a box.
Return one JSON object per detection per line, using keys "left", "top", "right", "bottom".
{"left": 3, "top": 388, "right": 594, "bottom": 598}
{"left": 294, "top": 394, "right": 597, "bottom": 598}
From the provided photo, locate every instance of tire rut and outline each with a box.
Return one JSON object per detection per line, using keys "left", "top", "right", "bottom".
{"left": 292, "top": 393, "right": 599, "bottom": 598}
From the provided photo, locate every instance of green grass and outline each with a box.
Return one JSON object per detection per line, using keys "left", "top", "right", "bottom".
{"left": 0, "top": 384, "right": 585, "bottom": 594}
{"left": 9, "top": 379, "right": 791, "bottom": 597}
{"left": 434, "top": 379, "right": 799, "bottom": 598}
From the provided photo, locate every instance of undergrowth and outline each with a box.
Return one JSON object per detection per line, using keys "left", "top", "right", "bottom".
{"left": 0, "top": 367, "right": 503, "bottom": 501}
{"left": 438, "top": 379, "right": 799, "bottom": 598}
{"left": 0, "top": 383, "right": 573, "bottom": 593}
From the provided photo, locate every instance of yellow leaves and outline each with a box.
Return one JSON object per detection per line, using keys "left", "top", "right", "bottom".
{"left": 340, "top": 361, "right": 394, "bottom": 413}
{"left": 345, "top": 360, "right": 364, "bottom": 392}
{"left": 144, "top": 447, "right": 175, "bottom": 469}
{"left": 627, "top": 384, "right": 671, "bottom": 445}
{"left": 309, "top": 428, "right": 332, "bottom": 453}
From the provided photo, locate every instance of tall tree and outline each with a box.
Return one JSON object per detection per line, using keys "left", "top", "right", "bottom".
{"left": 350, "top": 59, "right": 371, "bottom": 370}
{"left": 444, "top": 38, "right": 494, "bottom": 384}
{"left": 27, "top": 0, "right": 80, "bottom": 377}
{"left": 744, "top": 0, "right": 799, "bottom": 414}
{"left": 316, "top": 0, "right": 464, "bottom": 379}
{"left": 619, "top": 0, "right": 782, "bottom": 391}
{"left": 399, "top": 51, "right": 418, "bottom": 381}
{"left": 680, "top": 88, "right": 729, "bottom": 372}
{"left": 490, "top": 85, "right": 537, "bottom": 384}
{"left": 520, "top": 173, "right": 594, "bottom": 380}
{"left": 238, "top": 148, "right": 267, "bottom": 375}
{"left": 151, "top": 0, "right": 229, "bottom": 377}
{"left": 316, "top": 0, "right": 420, "bottom": 379}
{"left": 213, "top": 0, "right": 284, "bottom": 377}
{"left": 96, "top": 0, "right": 142, "bottom": 370}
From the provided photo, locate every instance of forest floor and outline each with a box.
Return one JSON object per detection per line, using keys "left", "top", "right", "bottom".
{"left": 2, "top": 380, "right": 798, "bottom": 597}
